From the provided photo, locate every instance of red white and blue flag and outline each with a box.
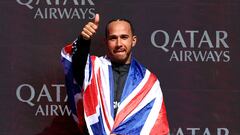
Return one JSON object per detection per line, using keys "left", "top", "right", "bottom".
{"left": 61, "top": 44, "right": 169, "bottom": 135}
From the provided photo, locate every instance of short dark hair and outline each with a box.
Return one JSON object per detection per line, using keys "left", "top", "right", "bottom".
{"left": 105, "top": 18, "right": 135, "bottom": 38}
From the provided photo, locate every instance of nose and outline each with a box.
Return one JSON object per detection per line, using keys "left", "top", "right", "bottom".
{"left": 116, "top": 37, "right": 122, "bottom": 47}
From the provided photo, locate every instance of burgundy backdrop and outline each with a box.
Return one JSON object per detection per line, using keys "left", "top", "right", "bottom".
{"left": 0, "top": 0, "right": 239, "bottom": 134}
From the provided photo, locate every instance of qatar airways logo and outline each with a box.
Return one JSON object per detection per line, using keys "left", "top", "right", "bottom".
{"left": 170, "top": 127, "right": 229, "bottom": 135}
{"left": 16, "top": 83, "right": 71, "bottom": 116}
{"left": 151, "top": 30, "right": 230, "bottom": 62}
{"left": 16, "top": 0, "right": 96, "bottom": 19}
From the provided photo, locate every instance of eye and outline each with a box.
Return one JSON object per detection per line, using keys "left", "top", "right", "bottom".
{"left": 121, "top": 35, "right": 129, "bottom": 40}
{"left": 108, "top": 36, "right": 117, "bottom": 41}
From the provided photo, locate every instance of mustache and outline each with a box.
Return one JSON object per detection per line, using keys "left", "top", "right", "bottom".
{"left": 113, "top": 47, "right": 126, "bottom": 52}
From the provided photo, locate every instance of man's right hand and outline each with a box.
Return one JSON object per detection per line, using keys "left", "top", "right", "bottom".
{"left": 81, "top": 13, "right": 100, "bottom": 40}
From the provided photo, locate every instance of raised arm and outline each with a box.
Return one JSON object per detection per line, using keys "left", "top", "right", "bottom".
{"left": 81, "top": 13, "right": 99, "bottom": 40}
{"left": 72, "top": 14, "right": 100, "bottom": 87}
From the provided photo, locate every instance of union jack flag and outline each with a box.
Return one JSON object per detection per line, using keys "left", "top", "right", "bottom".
{"left": 61, "top": 44, "right": 169, "bottom": 135}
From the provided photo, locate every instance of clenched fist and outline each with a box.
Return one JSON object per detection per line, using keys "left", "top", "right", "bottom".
{"left": 81, "top": 13, "right": 100, "bottom": 40}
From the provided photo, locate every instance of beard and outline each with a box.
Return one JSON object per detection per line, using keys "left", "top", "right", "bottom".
{"left": 107, "top": 51, "right": 132, "bottom": 64}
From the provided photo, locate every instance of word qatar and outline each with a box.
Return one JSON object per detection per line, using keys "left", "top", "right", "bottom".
{"left": 170, "top": 127, "right": 229, "bottom": 135}
{"left": 17, "top": 0, "right": 95, "bottom": 9}
{"left": 151, "top": 30, "right": 229, "bottom": 52}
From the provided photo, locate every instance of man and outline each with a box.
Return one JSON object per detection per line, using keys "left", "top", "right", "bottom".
{"left": 61, "top": 14, "right": 169, "bottom": 135}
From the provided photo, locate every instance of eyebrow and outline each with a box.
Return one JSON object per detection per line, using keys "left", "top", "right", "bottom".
{"left": 108, "top": 34, "right": 130, "bottom": 37}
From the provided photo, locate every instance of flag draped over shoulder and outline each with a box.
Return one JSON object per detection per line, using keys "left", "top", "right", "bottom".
{"left": 61, "top": 44, "right": 169, "bottom": 135}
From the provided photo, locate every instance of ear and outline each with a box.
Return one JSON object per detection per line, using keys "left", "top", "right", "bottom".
{"left": 132, "top": 35, "right": 137, "bottom": 47}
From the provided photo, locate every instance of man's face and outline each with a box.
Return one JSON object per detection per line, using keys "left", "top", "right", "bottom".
{"left": 106, "top": 21, "right": 137, "bottom": 64}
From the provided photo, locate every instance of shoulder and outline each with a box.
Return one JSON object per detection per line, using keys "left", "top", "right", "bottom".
{"left": 89, "top": 55, "right": 111, "bottom": 66}
{"left": 62, "top": 44, "right": 73, "bottom": 55}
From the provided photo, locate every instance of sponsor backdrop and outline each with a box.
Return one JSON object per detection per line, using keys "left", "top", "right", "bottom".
{"left": 1, "top": 0, "right": 239, "bottom": 134}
